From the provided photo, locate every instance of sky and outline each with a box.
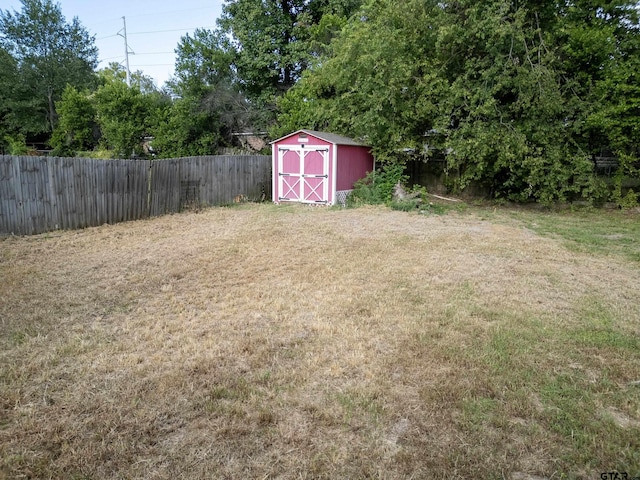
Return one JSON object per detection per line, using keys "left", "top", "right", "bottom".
{"left": 1, "top": 0, "right": 225, "bottom": 88}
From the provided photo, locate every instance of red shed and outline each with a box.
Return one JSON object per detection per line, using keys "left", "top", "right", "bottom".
{"left": 271, "top": 130, "right": 375, "bottom": 205}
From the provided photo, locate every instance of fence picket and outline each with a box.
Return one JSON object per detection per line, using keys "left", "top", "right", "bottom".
{"left": 52, "top": 158, "right": 64, "bottom": 230}
{"left": 22, "top": 156, "right": 34, "bottom": 234}
{"left": 87, "top": 158, "right": 98, "bottom": 227}
{"left": 0, "top": 158, "right": 9, "bottom": 233}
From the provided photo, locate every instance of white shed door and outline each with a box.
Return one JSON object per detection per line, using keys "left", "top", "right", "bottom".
{"left": 278, "top": 147, "right": 329, "bottom": 203}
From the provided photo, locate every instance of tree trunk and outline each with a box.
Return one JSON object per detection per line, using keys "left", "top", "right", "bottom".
{"left": 47, "top": 86, "right": 56, "bottom": 132}
{"left": 281, "top": 0, "right": 293, "bottom": 87}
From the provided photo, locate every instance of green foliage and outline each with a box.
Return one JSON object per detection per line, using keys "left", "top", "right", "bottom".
{"left": 154, "top": 28, "right": 250, "bottom": 156}
{"left": 277, "top": 0, "right": 447, "bottom": 156}
{"left": 271, "top": 80, "right": 328, "bottom": 139}
{"left": 75, "top": 149, "right": 112, "bottom": 160}
{"left": 98, "top": 63, "right": 159, "bottom": 94}
{"left": 609, "top": 154, "right": 640, "bottom": 208}
{"left": 616, "top": 189, "right": 639, "bottom": 209}
{"left": 168, "top": 29, "right": 235, "bottom": 98}
{"left": 278, "top": 0, "right": 640, "bottom": 204}
{"left": 50, "top": 86, "right": 97, "bottom": 156}
{"left": 0, "top": 0, "right": 98, "bottom": 135}
{"left": 219, "top": 0, "right": 310, "bottom": 106}
{"left": 346, "top": 174, "right": 384, "bottom": 206}
{"left": 94, "top": 80, "right": 160, "bottom": 158}
{"left": 3, "top": 134, "right": 29, "bottom": 155}
{"left": 421, "top": 202, "right": 447, "bottom": 215}
{"left": 347, "top": 162, "right": 408, "bottom": 207}
{"left": 220, "top": 0, "right": 364, "bottom": 126}
{"left": 151, "top": 96, "right": 223, "bottom": 157}
{"left": 388, "top": 199, "right": 421, "bottom": 212}
{"left": 0, "top": 47, "right": 21, "bottom": 151}
{"left": 581, "top": 175, "right": 611, "bottom": 207}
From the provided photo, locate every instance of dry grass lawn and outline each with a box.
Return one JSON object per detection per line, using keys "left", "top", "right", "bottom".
{"left": 1, "top": 203, "right": 639, "bottom": 479}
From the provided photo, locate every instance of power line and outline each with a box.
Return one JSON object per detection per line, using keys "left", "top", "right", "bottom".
{"left": 130, "top": 63, "right": 174, "bottom": 67}
{"left": 134, "top": 52, "right": 175, "bottom": 55}
{"left": 123, "top": 6, "right": 217, "bottom": 21}
{"left": 129, "top": 25, "right": 216, "bottom": 35}
{"left": 86, "top": 6, "right": 218, "bottom": 29}
{"left": 88, "top": 8, "right": 219, "bottom": 84}
{"left": 98, "top": 52, "right": 175, "bottom": 63}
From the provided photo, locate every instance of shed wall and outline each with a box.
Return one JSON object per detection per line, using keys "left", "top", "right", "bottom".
{"left": 335, "top": 145, "right": 374, "bottom": 191}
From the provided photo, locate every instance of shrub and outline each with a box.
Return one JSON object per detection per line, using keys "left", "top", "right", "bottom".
{"left": 618, "top": 189, "right": 639, "bottom": 209}
{"left": 389, "top": 198, "right": 421, "bottom": 211}
{"left": 3, "top": 134, "right": 29, "bottom": 155}
{"left": 347, "top": 162, "right": 408, "bottom": 207}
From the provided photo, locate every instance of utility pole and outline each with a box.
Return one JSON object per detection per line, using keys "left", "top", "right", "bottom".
{"left": 117, "top": 16, "right": 133, "bottom": 86}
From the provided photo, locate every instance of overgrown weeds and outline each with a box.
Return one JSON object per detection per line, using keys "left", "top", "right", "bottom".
{"left": 346, "top": 162, "right": 407, "bottom": 206}
{"left": 347, "top": 163, "right": 457, "bottom": 215}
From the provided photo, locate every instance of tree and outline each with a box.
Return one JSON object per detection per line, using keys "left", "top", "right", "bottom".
{"left": 276, "top": 0, "right": 446, "bottom": 153}
{"left": 98, "top": 62, "right": 159, "bottom": 95}
{"left": 0, "top": 47, "right": 19, "bottom": 153}
{"left": 585, "top": 17, "right": 640, "bottom": 205}
{"left": 427, "top": 0, "right": 589, "bottom": 202}
{"left": 0, "top": 44, "right": 51, "bottom": 142}
{"left": 152, "top": 96, "right": 225, "bottom": 157}
{"left": 154, "top": 28, "right": 255, "bottom": 156}
{"left": 0, "top": 0, "right": 98, "bottom": 137}
{"left": 168, "top": 28, "right": 235, "bottom": 98}
{"left": 94, "top": 79, "right": 162, "bottom": 158}
{"left": 219, "top": 0, "right": 311, "bottom": 104}
{"left": 50, "top": 85, "right": 97, "bottom": 156}
{"left": 218, "top": 0, "right": 364, "bottom": 121}
{"left": 305, "top": 0, "right": 365, "bottom": 55}
{"left": 278, "top": 0, "right": 640, "bottom": 204}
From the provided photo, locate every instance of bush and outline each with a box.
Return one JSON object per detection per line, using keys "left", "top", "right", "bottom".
{"left": 618, "top": 189, "right": 639, "bottom": 209}
{"left": 347, "top": 162, "right": 408, "bottom": 207}
{"left": 611, "top": 153, "right": 640, "bottom": 208}
{"left": 3, "top": 134, "right": 29, "bottom": 155}
{"left": 389, "top": 198, "right": 421, "bottom": 211}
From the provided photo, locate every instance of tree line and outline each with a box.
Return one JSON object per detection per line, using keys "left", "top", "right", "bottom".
{"left": 2, "top": 0, "right": 640, "bottom": 204}
{"left": 0, "top": 0, "right": 361, "bottom": 159}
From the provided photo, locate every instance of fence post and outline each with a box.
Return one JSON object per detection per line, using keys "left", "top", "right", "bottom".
{"left": 147, "top": 158, "right": 153, "bottom": 218}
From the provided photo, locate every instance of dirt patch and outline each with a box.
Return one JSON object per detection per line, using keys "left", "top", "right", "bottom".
{"left": 602, "top": 407, "right": 640, "bottom": 429}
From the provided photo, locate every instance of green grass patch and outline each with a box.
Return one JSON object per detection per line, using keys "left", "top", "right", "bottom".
{"left": 462, "top": 396, "right": 500, "bottom": 430}
{"left": 505, "top": 207, "right": 640, "bottom": 262}
{"left": 389, "top": 199, "right": 422, "bottom": 211}
{"left": 469, "top": 295, "right": 640, "bottom": 475}
{"left": 573, "top": 327, "right": 640, "bottom": 351}
{"left": 7, "top": 326, "right": 38, "bottom": 347}
{"left": 476, "top": 325, "right": 640, "bottom": 473}
{"left": 565, "top": 296, "right": 640, "bottom": 351}
{"left": 336, "top": 390, "right": 384, "bottom": 426}
{"left": 538, "top": 372, "right": 640, "bottom": 472}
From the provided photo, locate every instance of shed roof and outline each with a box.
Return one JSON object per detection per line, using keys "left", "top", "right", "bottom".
{"left": 271, "top": 129, "right": 368, "bottom": 147}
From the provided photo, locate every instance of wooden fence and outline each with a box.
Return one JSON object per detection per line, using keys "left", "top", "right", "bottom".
{"left": 0, "top": 155, "right": 271, "bottom": 235}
